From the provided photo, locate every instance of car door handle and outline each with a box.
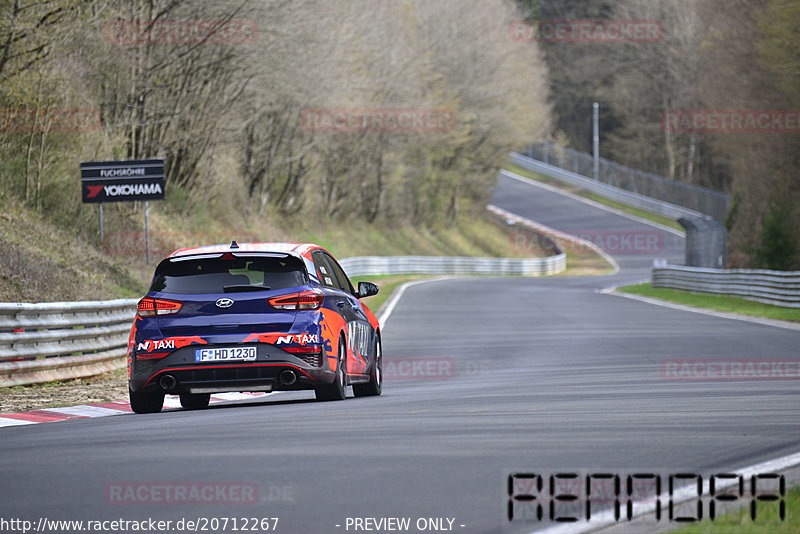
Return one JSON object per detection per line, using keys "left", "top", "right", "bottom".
{"left": 337, "top": 301, "right": 346, "bottom": 308}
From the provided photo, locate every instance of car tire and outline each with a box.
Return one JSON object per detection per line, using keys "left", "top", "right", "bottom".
{"left": 315, "top": 336, "right": 347, "bottom": 401}
{"left": 179, "top": 393, "right": 211, "bottom": 410}
{"left": 353, "top": 335, "right": 382, "bottom": 397}
{"left": 129, "top": 387, "right": 165, "bottom": 414}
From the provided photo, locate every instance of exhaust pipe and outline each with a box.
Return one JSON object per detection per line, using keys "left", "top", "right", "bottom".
{"left": 159, "top": 374, "right": 177, "bottom": 391}
{"left": 279, "top": 370, "right": 297, "bottom": 386}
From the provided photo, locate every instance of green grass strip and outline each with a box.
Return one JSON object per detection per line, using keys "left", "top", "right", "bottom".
{"left": 618, "top": 283, "right": 800, "bottom": 323}
{"left": 505, "top": 163, "right": 685, "bottom": 232}
{"left": 671, "top": 486, "right": 799, "bottom": 533}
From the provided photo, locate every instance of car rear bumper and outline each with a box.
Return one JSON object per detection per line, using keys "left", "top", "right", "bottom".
{"left": 129, "top": 342, "right": 334, "bottom": 394}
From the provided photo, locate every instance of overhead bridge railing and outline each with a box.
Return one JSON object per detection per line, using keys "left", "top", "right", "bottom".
{"left": 0, "top": 299, "right": 138, "bottom": 387}
{"left": 509, "top": 152, "right": 704, "bottom": 222}
{"left": 0, "top": 249, "right": 565, "bottom": 387}
{"left": 517, "top": 141, "right": 729, "bottom": 222}
{"left": 652, "top": 264, "right": 800, "bottom": 308}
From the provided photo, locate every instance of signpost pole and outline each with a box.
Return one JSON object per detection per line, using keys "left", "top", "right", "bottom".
{"left": 81, "top": 159, "right": 165, "bottom": 258}
{"left": 145, "top": 200, "right": 151, "bottom": 264}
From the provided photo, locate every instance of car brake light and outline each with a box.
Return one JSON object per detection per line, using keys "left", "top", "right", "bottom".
{"left": 268, "top": 291, "right": 324, "bottom": 311}
{"left": 136, "top": 351, "right": 171, "bottom": 360}
{"left": 137, "top": 298, "right": 183, "bottom": 317}
{"left": 282, "top": 345, "right": 322, "bottom": 354}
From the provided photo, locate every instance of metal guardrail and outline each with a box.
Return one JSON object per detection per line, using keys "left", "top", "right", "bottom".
{"left": 339, "top": 253, "right": 566, "bottom": 277}
{"left": 0, "top": 247, "right": 566, "bottom": 386}
{"left": 509, "top": 152, "right": 705, "bottom": 222}
{"left": 486, "top": 203, "right": 619, "bottom": 274}
{"left": 0, "top": 299, "right": 138, "bottom": 387}
{"left": 520, "top": 141, "right": 729, "bottom": 222}
{"left": 652, "top": 263, "right": 800, "bottom": 308}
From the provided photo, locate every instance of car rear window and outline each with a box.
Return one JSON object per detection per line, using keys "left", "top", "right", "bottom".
{"left": 150, "top": 255, "right": 307, "bottom": 294}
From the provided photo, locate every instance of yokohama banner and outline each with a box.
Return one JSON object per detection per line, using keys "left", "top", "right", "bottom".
{"left": 81, "top": 159, "right": 165, "bottom": 203}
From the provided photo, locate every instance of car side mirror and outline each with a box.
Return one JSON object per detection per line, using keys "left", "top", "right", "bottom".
{"left": 357, "top": 281, "right": 379, "bottom": 298}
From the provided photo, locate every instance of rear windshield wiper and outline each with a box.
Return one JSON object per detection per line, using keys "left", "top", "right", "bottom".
{"left": 223, "top": 284, "right": 272, "bottom": 293}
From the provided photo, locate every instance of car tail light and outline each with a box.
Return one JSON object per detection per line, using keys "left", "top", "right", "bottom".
{"left": 268, "top": 291, "right": 324, "bottom": 311}
{"left": 137, "top": 298, "right": 183, "bottom": 317}
{"left": 136, "top": 352, "right": 171, "bottom": 360}
{"left": 282, "top": 345, "right": 322, "bottom": 354}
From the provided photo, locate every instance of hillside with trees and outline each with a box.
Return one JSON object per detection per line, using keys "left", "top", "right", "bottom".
{"left": 1, "top": 0, "right": 797, "bottom": 296}
{"left": 0, "top": 0, "right": 549, "bottom": 232}
{"left": 521, "top": 0, "right": 799, "bottom": 269}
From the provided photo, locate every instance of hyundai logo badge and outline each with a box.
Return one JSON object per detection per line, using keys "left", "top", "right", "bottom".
{"left": 215, "top": 298, "right": 234, "bottom": 309}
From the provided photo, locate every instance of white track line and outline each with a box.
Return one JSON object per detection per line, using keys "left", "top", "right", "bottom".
{"left": 162, "top": 392, "right": 273, "bottom": 408}
{"left": 163, "top": 396, "right": 182, "bottom": 408}
{"left": 601, "top": 288, "right": 800, "bottom": 332}
{"left": 492, "top": 173, "right": 800, "bottom": 533}
{"left": 0, "top": 418, "right": 36, "bottom": 427}
{"left": 0, "top": 391, "right": 276, "bottom": 427}
{"left": 210, "top": 392, "right": 273, "bottom": 401}
{"left": 488, "top": 204, "right": 620, "bottom": 275}
{"left": 378, "top": 277, "right": 454, "bottom": 329}
{"left": 500, "top": 169, "right": 686, "bottom": 237}
{"left": 45, "top": 405, "right": 128, "bottom": 418}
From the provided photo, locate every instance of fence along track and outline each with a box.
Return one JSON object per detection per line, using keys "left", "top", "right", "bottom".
{"left": 652, "top": 264, "right": 800, "bottom": 308}
{"left": 0, "top": 300, "right": 138, "bottom": 387}
{"left": 1, "top": 243, "right": 566, "bottom": 386}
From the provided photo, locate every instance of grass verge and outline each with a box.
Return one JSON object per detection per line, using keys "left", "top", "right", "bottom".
{"left": 671, "top": 486, "right": 799, "bottom": 533}
{"left": 351, "top": 274, "right": 436, "bottom": 316}
{"left": 617, "top": 283, "right": 800, "bottom": 323}
{"left": 554, "top": 236, "right": 615, "bottom": 275}
{"left": 292, "top": 213, "right": 541, "bottom": 259}
{"left": 505, "top": 163, "right": 685, "bottom": 232}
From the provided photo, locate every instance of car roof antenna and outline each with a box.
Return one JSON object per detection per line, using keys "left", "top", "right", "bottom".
{"left": 230, "top": 240, "right": 239, "bottom": 249}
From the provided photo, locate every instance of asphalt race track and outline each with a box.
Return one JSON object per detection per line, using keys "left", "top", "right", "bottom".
{"left": 1, "top": 175, "right": 798, "bottom": 534}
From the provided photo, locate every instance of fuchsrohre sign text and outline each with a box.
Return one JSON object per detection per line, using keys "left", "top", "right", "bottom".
{"left": 81, "top": 159, "right": 165, "bottom": 203}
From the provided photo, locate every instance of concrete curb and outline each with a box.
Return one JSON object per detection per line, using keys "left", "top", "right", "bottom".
{"left": 0, "top": 392, "right": 275, "bottom": 427}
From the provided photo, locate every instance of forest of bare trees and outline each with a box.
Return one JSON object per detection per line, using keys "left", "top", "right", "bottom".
{"left": 1, "top": 0, "right": 797, "bottom": 269}
{"left": 0, "top": 0, "right": 550, "bottom": 233}
{"left": 523, "top": 0, "right": 799, "bottom": 269}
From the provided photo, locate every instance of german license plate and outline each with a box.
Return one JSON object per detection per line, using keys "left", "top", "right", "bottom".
{"left": 195, "top": 346, "right": 257, "bottom": 362}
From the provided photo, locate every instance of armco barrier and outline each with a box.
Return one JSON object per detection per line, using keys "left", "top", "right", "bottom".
{"left": 339, "top": 253, "right": 565, "bottom": 277}
{"left": 0, "top": 248, "right": 565, "bottom": 386}
{"left": 652, "top": 264, "right": 800, "bottom": 308}
{"left": 0, "top": 299, "right": 138, "bottom": 387}
{"left": 519, "top": 141, "right": 729, "bottom": 222}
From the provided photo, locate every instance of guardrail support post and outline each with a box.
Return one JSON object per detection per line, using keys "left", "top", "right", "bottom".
{"left": 145, "top": 200, "right": 151, "bottom": 264}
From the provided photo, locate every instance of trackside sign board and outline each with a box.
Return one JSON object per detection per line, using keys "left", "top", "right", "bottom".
{"left": 81, "top": 159, "right": 165, "bottom": 203}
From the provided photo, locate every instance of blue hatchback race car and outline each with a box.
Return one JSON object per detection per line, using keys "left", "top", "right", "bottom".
{"left": 127, "top": 242, "right": 382, "bottom": 413}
